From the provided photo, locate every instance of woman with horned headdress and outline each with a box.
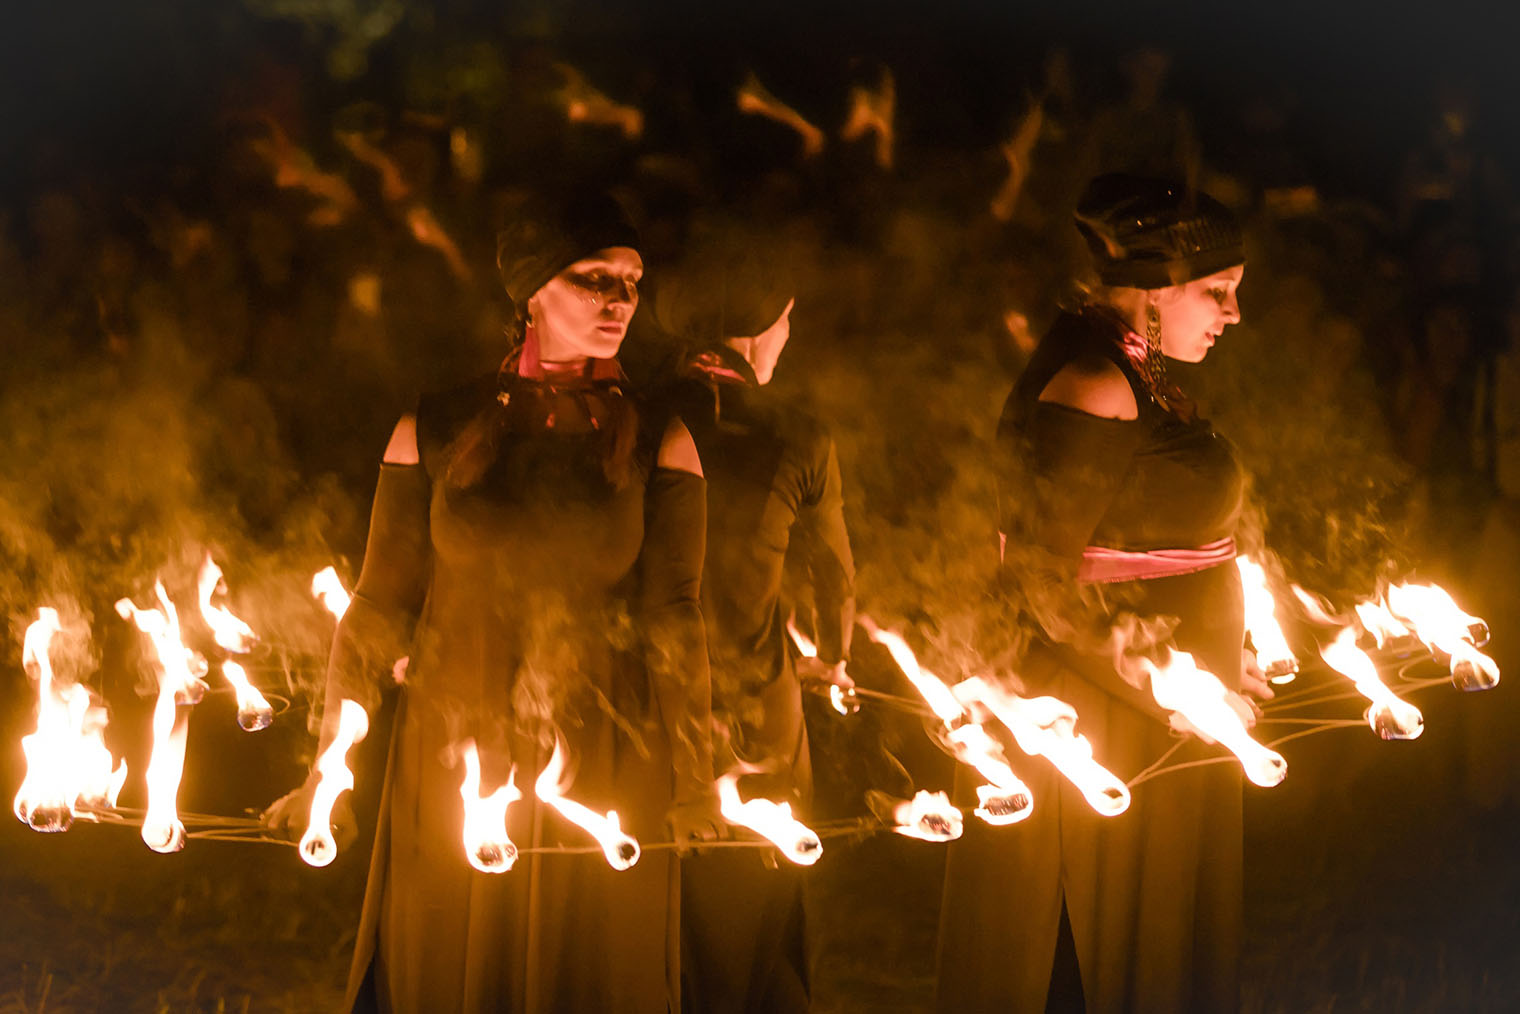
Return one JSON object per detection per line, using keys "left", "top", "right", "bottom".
{"left": 266, "top": 191, "right": 721, "bottom": 1014}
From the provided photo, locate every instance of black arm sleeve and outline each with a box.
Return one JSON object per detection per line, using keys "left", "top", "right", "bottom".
{"left": 798, "top": 435, "right": 857, "bottom": 664}
{"left": 640, "top": 467, "right": 718, "bottom": 809}
{"left": 318, "top": 462, "right": 431, "bottom": 752}
{"left": 1001, "top": 401, "right": 1171, "bottom": 720}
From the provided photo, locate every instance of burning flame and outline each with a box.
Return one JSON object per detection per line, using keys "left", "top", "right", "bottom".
{"left": 953, "top": 678, "right": 1131, "bottom": 817}
{"left": 116, "top": 584, "right": 208, "bottom": 852}
{"left": 1384, "top": 582, "right": 1499, "bottom": 692}
{"left": 311, "top": 567, "right": 352, "bottom": 620}
{"left": 1140, "top": 649, "right": 1288, "bottom": 787}
{"left": 221, "top": 661, "right": 274, "bottom": 732}
{"left": 13, "top": 609, "right": 128, "bottom": 832}
{"left": 197, "top": 554, "right": 257, "bottom": 654}
{"left": 197, "top": 555, "right": 273, "bottom": 730}
{"left": 736, "top": 71, "right": 825, "bottom": 157}
{"left": 534, "top": 736, "right": 641, "bottom": 871}
{"left": 862, "top": 617, "right": 1034, "bottom": 825}
{"left": 840, "top": 67, "right": 896, "bottom": 170}
{"left": 555, "top": 62, "right": 643, "bottom": 139}
{"left": 1353, "top": 599, "right": 1410, "bottom": 648}
{"left": 457, "top": 740, "right": 521, "bottom": 874}
{"left": 1235, "top": 555, "right": 1300, "bottom": 683}
{"left": 1319, "top": 627, "right": 1425, "bottom": 739}
{"left": 888, "top": 790, "right": 964, "bottom": 842}
{"left": 716, "top": 773, "right": 823, "bottom": 865}
{"left": 299, "top": 699, "right": 369, "bottom": 868}
{"left": 786, "top": 612, "right": 856, "bottom": 715}
{"left": 1291, "top": 584, "right": 1343, "bottom": 626}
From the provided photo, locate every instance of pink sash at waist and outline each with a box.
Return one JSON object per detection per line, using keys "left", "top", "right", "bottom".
{"left": 1077, "top": 537, "right": 1237, "bottom": 584}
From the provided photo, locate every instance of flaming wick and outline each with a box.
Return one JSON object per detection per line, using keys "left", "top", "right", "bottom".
{"left": 299, "top": 699, "right": 369, "bottom": 868}
{"left": 534, "top": 736, "right": 641, "bottom": 871}
{"left": 1319, "top": 628, "right": 1425, "bottom": 740}
{"left": 716, "top": 773, "right": 823, "bottom": 866}
{"left": 13, "top": 609, "right": 128, "bottom": 832}
{"left": 1235, "top": 555, "right": 1300, "bottom": 684}
{"left": 458, "top": 740, "right": 522, "bottom": 874}
{"left": 197, "top": 555, "right": 273, "bottom": 730}
{"left": 1141, "top": 648, "right": 1288, "bottom": 787}
{"left": 786, "top": 612, "right": 857, "bottom": 715}
{"left": 888, "top": 790, "right": 964, "bottom": 842}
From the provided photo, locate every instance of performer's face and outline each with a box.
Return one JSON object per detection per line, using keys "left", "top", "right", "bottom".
{"left": 1154, "top": 264, "right": 1243, "bottom": 363}
{"left": 529, "top": 247, "right": 643, "bottom": 361}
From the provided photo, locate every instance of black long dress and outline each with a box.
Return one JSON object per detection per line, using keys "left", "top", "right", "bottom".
{"left": 327, "top": 369, "right": 713, "bottom": 1014}
{"left": 937, "top": 307, "right": 1248, "bottom": 1013}
{"left": 668, "top": 346, "right": 856, "bottom": 1014}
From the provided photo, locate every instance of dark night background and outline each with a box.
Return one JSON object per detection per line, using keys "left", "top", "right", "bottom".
{"left": 3, "top": 1, "right": 1520, "bottom": 1011}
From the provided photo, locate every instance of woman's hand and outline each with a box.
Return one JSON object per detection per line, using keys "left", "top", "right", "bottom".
{"left": 261, "top": 775, "right": 357, "bottom": 850}
{"left": 796, "top": 657, "right": 860, "bottom": 713}
{"left": 666, "top": 797, "right": 724, "bottom": 854}
{"left": 1239, "top": 647, "right": 1276, "bottom": 708}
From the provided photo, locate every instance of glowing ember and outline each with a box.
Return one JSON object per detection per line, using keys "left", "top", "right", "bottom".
{"left": 841, "top": 66, "right": 896, "bottom": 170}
{"left": 534, "top": 736, "right": 640, "bottom": 871}
{"left": 716, "top": 773, "right": 822, "bottom": 866}
{"left": 196, "top": 554, "right": 257, "bottom": 654}
{"left": 786, "top": 612, "right": 857, "bottom": 715}
{"left": 1140, "top": 649, "right": 1288, "bottom": 787}
{"left": 1384, "top": 582, "right": 1500, "bottom": 691}
{"left": 954, "top": 678, "right": 1131, "bottom": 817}
{"left": 221, "top": 660, "right": 274, "bottom": 732}
{"left": 1319, "top": 627, "right": 1425, "bottom": 740}
{"left": 13, "top": 609, "right": 128, "bottom": 832}
{"left": 889, "top": 790, "right": 964, "bottom": 842}
{"left": 457, "top": 740, "right": 521, "bottom": 874}
{"left": 299, "top": 699, "right": 369, "bottom": 868}
{"left": 116, "top": 584, "right": 208, "bottom": 852}
{"left": 311, "top": 567, "right": 352, "bottom": 620}
{"left": 1235, "top": 555, "right": 1300, "bottom": 684}
{"left": 556, "top": 62, "right": 643, "bottom": 139}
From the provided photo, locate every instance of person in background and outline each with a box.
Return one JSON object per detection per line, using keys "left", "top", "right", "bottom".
{"left": 654, "top": 230, "right": 857, "bottom": 1014}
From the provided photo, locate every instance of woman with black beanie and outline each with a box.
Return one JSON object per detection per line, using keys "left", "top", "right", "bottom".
{"left": 266, "top": 190, "right": 721, "bottom": 1014}
{"left": 937, "top": 174, "right": 1272, "bottom": 1012}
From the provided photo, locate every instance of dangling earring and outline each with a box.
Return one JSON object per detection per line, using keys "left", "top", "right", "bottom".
{"left": 1140, "top": 303, "right": 1170, "bottom": 404}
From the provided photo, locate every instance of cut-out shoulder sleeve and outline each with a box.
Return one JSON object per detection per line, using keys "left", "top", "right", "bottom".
{"left": 383, "top": 413, "right": 420, "bottom": 465}
{"left": 657, "top": 417, "right": 703, "bottom": 476}
{"left": 1037, "top": 355, "right": 1138, "bottom": 421}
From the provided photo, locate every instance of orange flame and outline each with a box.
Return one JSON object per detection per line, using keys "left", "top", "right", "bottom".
{"left": 1352, "top": 599, "right": 1410, "bottom": 648}
{"left": 299, "top": 699, "right": 369, "bottom": 868}
{"left": 1140, "top": 649, "right": 1288, "bottom": 787}
{"left": 196, "top": 554, "right": 257, "bottom": 654}
{"left": 1384, "top": 582, "right": 1499, "bottom": 691}
{"left": 197, "top": 555, "right": 273, "bottom": 730}
{"left": 953, "top": 678, "right": 1131, "bottom": 817}
{"left": 1235, "top": 555, "right": 1299, "bottom": 683}
{"left": 1319, "top": 627, "right": 1425, "bottom": 739}
{"left": 840, "top": 67, "right": 896, "bottom": 170}
{"left": 534, "top": 736, "right": 640, "bottom": 871}
{"left": 457, "top": 740, "right": 521, "bottom": 874}
{"left": 1291, "top": 584, "right": 1343, "bottom": 626}
{"left": 889, "top": 790, "right": 964, "bottom": 842}
{"left": 556, "top": 62, "right": 644, "bottom": 139}
{"left": 311, "top": 567, "right": 352, "bottom": 620}
{"left": 736, "top": 71, "right": 826, "bottom": 157}
{"left": 116, "top": 584, "right": 207, "bottom": 853}
{"left": 13, "top": 609, "right": 128, "bottom": 832}
{"left": 862, "top": 617, "right": 1034, "bottom": 825}
{"left": 716, "top": 772, "right": 823, "bottom": 865}
{"left": 786, "top": 612, "right": 856, "bottom": 715}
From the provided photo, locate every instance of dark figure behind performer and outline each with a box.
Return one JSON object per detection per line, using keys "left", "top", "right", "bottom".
{"left": 655, "top": 234, "right": 857, "bottom": 1013}
{"left": 265, "top": 192, "right": 721, "bottom": 1014}
{"left": 937, "top": 175, "right": 1272, "bottom": 1012}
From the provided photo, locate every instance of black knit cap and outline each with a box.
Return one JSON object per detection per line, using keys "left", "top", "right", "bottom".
{"left": 495, "top": 190, "right": 640, "bottom": 306}
{"left": 1074, "top": 174, "right": 1244, "bottom": 290}
{"left": 654, "top": 230, "right": 795, "bottom": 343}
